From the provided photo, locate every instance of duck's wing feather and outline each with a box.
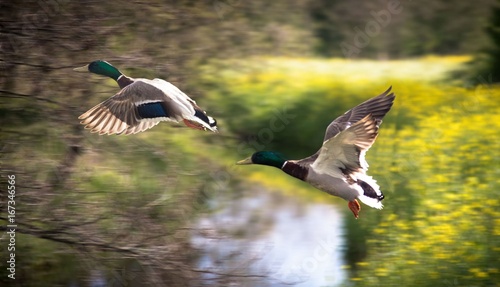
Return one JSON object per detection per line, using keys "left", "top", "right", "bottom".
{"left": 296, "top": 88, "right": 395, "bottom": 167}
{"left": 322, "top": 87, "right": 395, "bottom": 142}
{"left": 79, "top": 79, "right": 187, "bottom": 135}
{"left": 311, "top": 114, "right": 379, "bottom": 176}
{"left": 79, "top": 79, "right": 217, "bottom": 135}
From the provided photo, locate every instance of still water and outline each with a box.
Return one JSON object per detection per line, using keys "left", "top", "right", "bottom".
{"left": 192, "top": 186, "right": 346, "bottom": 286}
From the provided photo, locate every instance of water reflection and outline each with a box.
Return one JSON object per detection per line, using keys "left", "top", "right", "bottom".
{"left": 192, "top": 186, "right": 346, "bottom": 286}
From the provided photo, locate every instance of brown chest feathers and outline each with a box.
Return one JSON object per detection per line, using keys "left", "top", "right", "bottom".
{"left": 282, "top": 161, "right": 308, "bottom": 181}
{"left": 117, "top": 76, "right": 135, "bottom": 89}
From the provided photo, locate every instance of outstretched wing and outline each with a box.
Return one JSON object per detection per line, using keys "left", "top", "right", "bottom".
{"left": 296, "top": 88, "right": 395, "bottom": 167}
{"left": 79, "top": 80, "right": 190, "bottom": 135}
{"left": 311, "top": 114, "right": 379, "bottom": 176}
{"left": 323, "top": 86, "right": 395, "bottom": 142}
{"left": 79, "top": 79, "right": 216, "bottom": 135}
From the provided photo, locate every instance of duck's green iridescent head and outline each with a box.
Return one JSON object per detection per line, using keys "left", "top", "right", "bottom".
{"left": 237, "top": 151, "right": 288, "bottom": 168}
{"left": 74, "top": 60, "right": 123, "bottom": 81}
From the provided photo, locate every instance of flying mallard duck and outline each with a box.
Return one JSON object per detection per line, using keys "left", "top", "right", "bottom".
{"left": 74, "top": 60, "right": 217, "bottom": 135}
{"left": 237, "top": 88, "right": 395, "bottom": 218}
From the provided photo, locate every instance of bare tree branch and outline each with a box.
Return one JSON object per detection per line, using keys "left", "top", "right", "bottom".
{"left": 0, "top": 89, "right": 69, "bottom": 107}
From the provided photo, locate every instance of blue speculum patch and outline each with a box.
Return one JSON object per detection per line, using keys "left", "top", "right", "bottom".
{"left": 137, "top": 102, "right": 168, "bottom": 119}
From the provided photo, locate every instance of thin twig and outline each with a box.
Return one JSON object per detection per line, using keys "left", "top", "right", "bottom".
{"left": 0, "top": 90, "right": 69, "bottom": 107}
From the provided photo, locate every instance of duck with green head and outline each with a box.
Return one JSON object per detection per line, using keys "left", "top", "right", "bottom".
{"left": 237, "top": 88, "right": 395, "bottom": 218}
{"left": 74, "top": 60, "right": 217, "bottom": 135}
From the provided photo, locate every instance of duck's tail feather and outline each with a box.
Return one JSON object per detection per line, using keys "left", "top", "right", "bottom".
{"left": 193, "top": 109, "right": 218, "bottom": 132}
{"left": 355, "top": 173, "right": 384, "bottom": 209}
{"left": 358, "top": 194, "right": 384, "bottom": 209}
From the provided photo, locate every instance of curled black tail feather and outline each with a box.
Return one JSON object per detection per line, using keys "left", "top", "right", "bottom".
{"left": 358, "top": 179, "right": 384, "bottom": 201}
{"left": 194, "top": 109, "right": 217, "bottom": 127}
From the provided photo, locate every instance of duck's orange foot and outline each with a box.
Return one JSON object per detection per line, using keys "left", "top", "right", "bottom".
{"left": 348, "top": 200, "right": 361, "bottom": 219}
{"left": 183, "top": 119, "right": 206, "bottom": 131}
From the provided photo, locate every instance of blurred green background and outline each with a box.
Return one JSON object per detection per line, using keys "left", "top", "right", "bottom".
{"left": 1, "top": 1, "right": 499, "bottom": 286}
